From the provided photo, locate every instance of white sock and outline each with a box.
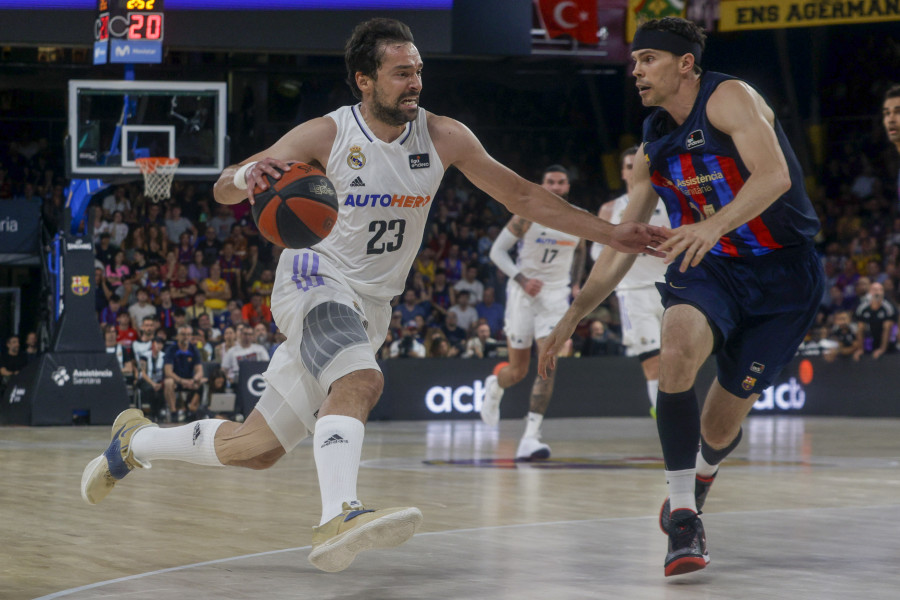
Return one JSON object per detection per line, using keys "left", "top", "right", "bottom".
{"left": 646, "top": 379, "right": 659, "bottom": 409}
{"left": 696, "top": 449, "right": 720, "bottom": 479}
{"left": 131, "top": 420, "right": 226, "bottom": 467}
{"left": 666, "top": 468, "right": 697, "bottom": 514}
{"left": 523, "top": 412, "right": 544, "bottom": 439}
{"left": 314, "top": 415, "right": 365, "bottom": 525}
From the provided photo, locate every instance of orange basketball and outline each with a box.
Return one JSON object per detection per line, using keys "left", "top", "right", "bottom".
{"left": 251, "top": 162, "right": 338, "bottom": 249}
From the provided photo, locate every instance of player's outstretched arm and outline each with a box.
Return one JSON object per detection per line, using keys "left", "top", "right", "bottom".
{"left": 214, "top": 117, "right": 337, "bottom": 206}
{"left": 656, "top": 81, "right": 792, "bottom": 272}
{"left": 431, "top": 115, "right": 669, "bottom": 254}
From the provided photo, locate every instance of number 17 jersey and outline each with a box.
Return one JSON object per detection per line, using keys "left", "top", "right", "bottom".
{"left": 312, "top": 104, "right": 445, "bottom": 299}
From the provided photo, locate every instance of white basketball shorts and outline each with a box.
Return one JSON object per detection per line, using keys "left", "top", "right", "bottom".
{"left": 504, "top": 282, "right": 571, "bottom": 349}
{"left": 258, "top": 249, "right": 391, "bottom": 451}
{"left": 615, "top": 286, "right": 664, "bottom": 357}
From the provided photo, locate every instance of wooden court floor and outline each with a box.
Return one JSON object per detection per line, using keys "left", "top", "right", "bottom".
{"left": 2, "top": 415, "right": 900, "bottom": 599}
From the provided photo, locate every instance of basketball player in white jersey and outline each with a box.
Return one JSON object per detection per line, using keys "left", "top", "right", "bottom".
{"left": 480, "top": 165, "right": 586, "bottom": 460}
{"left": 591, "top": 146, "right": 669, "bottom": 417}
{"left": 80, "top": 19, "right": 669, "bottom": 573}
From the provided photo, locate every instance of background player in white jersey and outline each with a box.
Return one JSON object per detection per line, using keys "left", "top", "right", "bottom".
{"left": 480, "top": 165, "right": 586, "bottom": 460}
{"left": 591, "top": 146, "right": 669, "bottom": 417}
{"left": 80, "top": 19, "right": 669, "bottom": 573}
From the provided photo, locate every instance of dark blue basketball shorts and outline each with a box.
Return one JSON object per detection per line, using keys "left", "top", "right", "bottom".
{"left": 657, "top": 243, "right": 824, "bottom": 398}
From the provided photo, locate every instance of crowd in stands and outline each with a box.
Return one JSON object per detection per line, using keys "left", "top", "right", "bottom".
{"left": 1, "top": 64, "right": 900, "bottom": 412}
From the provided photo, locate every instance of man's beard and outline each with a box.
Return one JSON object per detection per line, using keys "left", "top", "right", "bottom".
{"left": 371, "top": 87, "right": 417, "bottom": 127}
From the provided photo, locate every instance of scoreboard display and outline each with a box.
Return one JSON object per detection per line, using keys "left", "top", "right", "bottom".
{"left": 94, "top": 0, "right": 165, "bottom": 64}
{"left": 0, "top": 1, "right": 529, "bottom": 58}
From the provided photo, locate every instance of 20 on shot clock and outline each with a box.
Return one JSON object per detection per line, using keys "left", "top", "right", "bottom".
{"left": 95, "top": 0, "right": 165, "bottom": 64}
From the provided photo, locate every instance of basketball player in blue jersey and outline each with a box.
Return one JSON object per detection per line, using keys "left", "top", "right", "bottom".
{"left": 540, "top": 17, "right": 824, "bottom": 576}
{"left": 80, "top": 18, "right": 670, "bottom": 573}
{"left": 884, "top": 85, "right": 900, "bottom": 207}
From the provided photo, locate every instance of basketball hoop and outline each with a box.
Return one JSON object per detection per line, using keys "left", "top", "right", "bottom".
{"left": 136, "top": 157, "right": 180, "bottom": 202}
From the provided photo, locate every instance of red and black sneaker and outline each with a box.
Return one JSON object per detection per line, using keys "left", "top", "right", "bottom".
{"left": 664, "top": 510, "right": 710, "bottom": 577}
{"left": 659, "top": 472, "right": 717, "bottom": 534}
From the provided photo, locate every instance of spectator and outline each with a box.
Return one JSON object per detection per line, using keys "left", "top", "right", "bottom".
{"left": 115, "top": 312, "right": 139, "bottom": 350}
{"left": 192, "top": 327, "right": 214, "bottom": 362}
{"left": 389, "top": 321, "right": 426, "bottom": 358}
{"left": 453, "top": 263, "right": 484, "bottom": 303}
{"left": 396, "top": 288, "right": 428, "bottom": 325}
{"left": 136, "top": 336, "right": 167, "bottom": 421}
{"left": 142, "top": 263, "right": 166, "bottom": 303}
{"left": 441, "top": 244, "right": 465, "bottom": 283}
{"left": 101, "top": 186, "right": 131, "bottom": 219}
{"left": 201, "top": 262, "right": 232, "bottom": 313}
{"left": 796, "top": 325, "right": 839, "bottom": 360}
{"left": 169, "top": 263, "right": 198, "bottom": 309}
{"left": 196, "top": 312, "right": 222, "bottom": 343}
{"left": 476, "top": 286, "right": 504, "bottom": 338}
{"left": 106, "top": 210, "right": 129, "bottom": 247}
{"left": 580, "top": 320, "right": 623, "bottom": 356}
{"left": 95, "top": 233, "right": 116, "bottom": 267}
{"left": 188, "top": 249, "right": 208, "bottom": 283}
{"left": 829, "top": 310, "right": 860, "bottom": 359}
{"left": 163, "top": 325, "right": 207, "bottom": 422}
{"left": 128, "top": 288, "right": 157, "bottom": 329}
{"left": 175, "top": 231, "right": 196, "bottom": 265}
{"left": 165, "top": 204, "right": 196, "bottom": 244}
{"left": 242, "top": 244, "right": 265, "bottom": 296}
{"left": 156, "top": 288, "right": 178, "bottom": 335}
{"left": 462, "top": 322, "right": 500, "bottom": 358}
{"left": 218, "top": 241, "right": 243, "bottom": 299}
{"left": 104, "top": 324, "right": 137, "bottom": 387}
{"left": 0, "top": 335, "right": 27, "bottom": 390}
{"left": 104, "top": 250, "right": 133, "bottom": 300}
{"left": 132, "top": 315, "right": 157, "bottom": 363}
{"left": 854, "top": 281, "right": 897, "bottom": 360}
{"left": 440, "top": 310, "right": 468, "bottom": 355}
{"left": 228, "top": 223, "right": 250, "bottom": 260}
{"left": 185, "top": 291, "right": 214, "bottom": 321}
{"left": 214, "top": 326, "right": 238, "bottom": 363}
{"left": 23, "top": 331, "right": 39, "bottom": 364}
{"left": 221, "top": 324, "right": 270, "bottom": 384}
{"left": 448, "top": 290, "right": 479, "bottom": 334}
{"left": 197, "top": 224, "right": 222, "bottom": 266}
{"left": 209, "top": 204, "right": 236, "bottom": 241}
{"left": 253, "top": 322, "right": 271, "bottom": 348}
{"left": 248, "top": 268, "right": 275, "bottom": 307}
{"left": 427, "top": 331, "right": 458, "bottom": 358}
{"left": 429, "top": 268, "right": 455, "bottom": 322}
{"left": 161, "top": 249, "right": 179, "bottom": 283}
{"left": 99, "top": 294, "right": 123, "bottom": 327}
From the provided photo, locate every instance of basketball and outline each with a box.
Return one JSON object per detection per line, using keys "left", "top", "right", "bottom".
{"left": 251, "top": 162, "right": 339, "bottom": 249}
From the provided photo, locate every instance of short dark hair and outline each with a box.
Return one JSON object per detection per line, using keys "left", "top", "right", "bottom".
{"left": 620, "top": 145, "right": 639, "bottom": 168}
{"left": 885, "top": 84, "right": 900, "bottom": 103}
{"left": 638, "top": 17, "right": 706, "bottom": 74}
{"left": 542, "top": 164, "right": 569, "bottom": 180}
{"left": 345, "top": 18, "right": 415, "bottom": 100}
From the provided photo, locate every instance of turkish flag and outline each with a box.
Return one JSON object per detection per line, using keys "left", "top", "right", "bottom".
{"left": 538, "top": 0, "right": 599, "bottom": 45}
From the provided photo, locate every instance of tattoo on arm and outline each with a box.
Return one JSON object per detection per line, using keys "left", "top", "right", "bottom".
{"left": 508, "top": 216, "right": 531, "bottom": 238}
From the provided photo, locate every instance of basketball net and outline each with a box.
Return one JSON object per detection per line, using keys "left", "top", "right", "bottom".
{"left": 135, "top": 157, "right": 180, "bottom": 203}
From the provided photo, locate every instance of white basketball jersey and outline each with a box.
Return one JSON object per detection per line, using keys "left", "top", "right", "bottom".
{"left": 609, "top": 193, "right": 668, "bottom": 290}
{"left": 304, "top": 104, "right": 444, "bottom": 299}
{"left": 516, "top": 224, "right": 580, "bottom": 288}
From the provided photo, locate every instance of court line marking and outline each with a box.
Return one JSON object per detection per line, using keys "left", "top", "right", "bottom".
{"left": 33, "top": 503, "right": 900, "bottom": 600}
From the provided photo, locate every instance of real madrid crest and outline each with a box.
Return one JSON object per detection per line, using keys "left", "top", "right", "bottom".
{"left": 347, "top": 145, "right": 366, "bottom": 170}
{"left": 71, "top": 275, "right": 91, "bottom": 296}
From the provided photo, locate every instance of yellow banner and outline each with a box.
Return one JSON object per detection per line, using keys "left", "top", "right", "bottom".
{"left": 720, "top": 0, "right": 900, "bottom": 30}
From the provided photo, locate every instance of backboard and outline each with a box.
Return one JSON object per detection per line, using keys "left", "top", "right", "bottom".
{"left": 67, "top": 79, "right": 227, "bottom": 180}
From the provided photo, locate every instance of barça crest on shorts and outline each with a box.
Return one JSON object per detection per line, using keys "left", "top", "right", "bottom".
{"left": 347, "top": 145, "right": 366, "bottom": 170}
{"left": 71, "top": 275, "right": 91, "bottom": 296}
{"left": 686, "top": 129, "right": 705, "bottom": 149}
{"left": 741, "top": 375, "right": 757, "bottom": 391}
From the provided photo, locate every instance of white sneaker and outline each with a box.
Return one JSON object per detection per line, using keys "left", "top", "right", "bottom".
{"left": 481, "top": 375, "right": 504, "bottom": 426}
{"left": 516, "top": 436, "right": 551, "bottom": 461}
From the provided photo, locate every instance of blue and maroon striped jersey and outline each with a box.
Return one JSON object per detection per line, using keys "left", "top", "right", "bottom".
{"left": 641, "top": 71, "right": 820, "bottom": 258}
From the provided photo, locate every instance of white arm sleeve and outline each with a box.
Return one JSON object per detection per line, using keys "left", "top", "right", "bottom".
{"left": 489, "top": 227, "right": 520, "bottom": 279}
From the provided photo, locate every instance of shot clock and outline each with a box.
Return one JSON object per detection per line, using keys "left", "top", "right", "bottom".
{"left": 94, "top": 0, "right": 165, "bottom": 64}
